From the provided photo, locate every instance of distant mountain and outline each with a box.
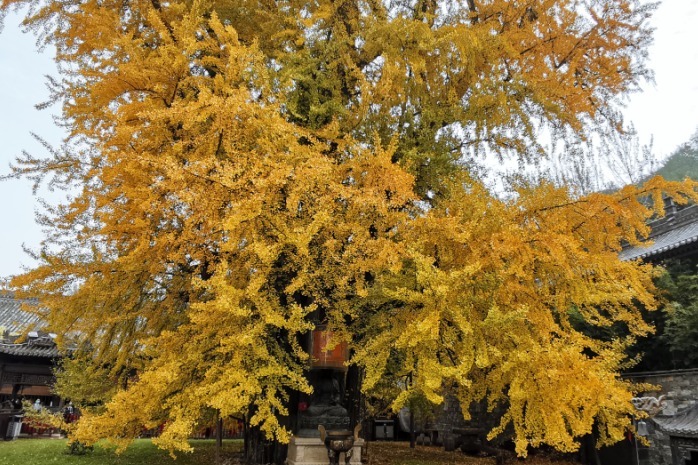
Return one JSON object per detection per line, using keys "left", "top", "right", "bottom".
{"left": 653, "top": 133, "right": 698, "bottom": 181}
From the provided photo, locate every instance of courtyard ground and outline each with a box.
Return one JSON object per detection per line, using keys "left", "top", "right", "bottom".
{"left": 0, "top": 438, "right": 579, "bottom": 465}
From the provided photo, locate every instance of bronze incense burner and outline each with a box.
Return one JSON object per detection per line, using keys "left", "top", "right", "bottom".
{"left": 318, "top": 424, "right": 361, "bottom": 465}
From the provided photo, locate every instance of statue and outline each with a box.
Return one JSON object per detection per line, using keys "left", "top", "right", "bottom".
{"left": 305, "top": 377, "right": 348, "bottom": 417}
{"left": 295, "top": 326, "right": 352, "bottom": 437}
{"left": 297, "top": 369, "right": 350, "bottom": 437}
{"left": 632, "top": 395, "right": 667, "bottom": 416}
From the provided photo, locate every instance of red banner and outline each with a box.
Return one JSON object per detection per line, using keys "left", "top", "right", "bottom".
{"left": 310, "top": 330, "right": 348, "bottom": 370}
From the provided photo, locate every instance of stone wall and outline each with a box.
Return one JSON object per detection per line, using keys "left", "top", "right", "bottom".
{"left": 426, "top": 395, "right": 508, "bottom": 449}
{"left": 626, "top": 369, "right": 698, "bottom": 416}
{"left": 429, "top": 395, "right": 468, "bottom": 436}
{"left": 623, "top": 369, "right": 698, "bottom": 465}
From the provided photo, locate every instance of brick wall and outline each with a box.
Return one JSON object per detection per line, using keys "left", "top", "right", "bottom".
{"left": 623, "top": 369, "right": 698, "bottom": 465}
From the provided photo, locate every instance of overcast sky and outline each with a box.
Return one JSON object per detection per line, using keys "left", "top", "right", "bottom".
{"left": 1, "top": 2, "right": 698, "bottom": 278}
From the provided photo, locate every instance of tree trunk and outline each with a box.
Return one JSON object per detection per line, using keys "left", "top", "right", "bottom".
{"left": 216, "top": 414, "right": 223, "bottom": 463}
{"left": 409, "top": 408, "right": 415, "bottom": 449}
{"left": 242, "top": 410, "right": 290, "bottom": 465}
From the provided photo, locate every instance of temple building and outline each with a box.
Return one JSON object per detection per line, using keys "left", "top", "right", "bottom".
{"left": 0, "top": 293, "right": 62, "bottom": 437}
{"left": 618, "top": 200, "right": 698, "bottom": 465}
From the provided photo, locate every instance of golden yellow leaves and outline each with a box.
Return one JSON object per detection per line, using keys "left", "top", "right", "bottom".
{"left": 486, "top": 340, "right": 637, "bottom": 456}
{"left": 353, "top": 173, "right": 698, "bottom": 455}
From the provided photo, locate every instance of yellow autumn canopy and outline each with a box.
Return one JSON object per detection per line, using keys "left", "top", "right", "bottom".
{"left": 1, "top": 0, "right": 692, "bottom": 457}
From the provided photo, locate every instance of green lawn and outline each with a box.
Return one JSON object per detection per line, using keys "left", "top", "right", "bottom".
{"left": 0, "top": 438, "right": 243, "bottom": 465}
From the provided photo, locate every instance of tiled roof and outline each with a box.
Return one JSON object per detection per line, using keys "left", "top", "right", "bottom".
{"left": 0, "top": 341, "right": 60, "bottom": 358}
{"left": 620, "top": 204, "right": 698, "bottom": 261}
{"left": 0, "top": 294, "right": 44, "bottom": 334}
{"left": 655, "top": 404, "right": 698, "bottom": 437}
{"left": 620, "top": 219, "right": 698, "bottom": 261}
{"left": 0, "top": 294, "right": 58, "bottom": 359}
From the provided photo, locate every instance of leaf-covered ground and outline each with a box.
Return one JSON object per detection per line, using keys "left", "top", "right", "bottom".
{"left": 366, "top": 441, "right": 578, "bottom": 465}
{"left": 0, "top": 438, "right": 579, "bottom": 465}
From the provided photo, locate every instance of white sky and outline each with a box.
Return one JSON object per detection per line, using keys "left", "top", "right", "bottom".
{"left": 1, "top": 2, "right": 698, "bottom": 278}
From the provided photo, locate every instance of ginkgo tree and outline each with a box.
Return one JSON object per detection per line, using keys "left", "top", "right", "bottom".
{"left": 1, "top": 0, "right": 693, "bottom": 459}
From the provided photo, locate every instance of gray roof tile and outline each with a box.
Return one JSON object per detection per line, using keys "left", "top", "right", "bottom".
{"left": 620, "top": 204, "right": 698, "bottom": 261}
{"left": 655, "top": 405, "right": 698, "bottom": 437}
{"left": 620, "top": 220, "right": 698, "bottom": 261}
{"left": 0, "top": 295, "right": 58, "bottom": 359}
{"left": 0, "top": 295, "right": 44, "bottom": 335}
{"left": 0, "top": 341, "right": 60, "bottom": 358}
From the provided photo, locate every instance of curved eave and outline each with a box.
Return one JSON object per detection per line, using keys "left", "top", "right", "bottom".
{"left": 620, "top": 218, "right": 698, "bottom": 262}
{"left": 654, "top": 405, "right": 698, "bottom": 437}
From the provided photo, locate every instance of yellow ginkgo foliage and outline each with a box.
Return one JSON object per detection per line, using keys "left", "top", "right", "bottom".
{"left": 1, "top": 0, "right": 692, "bottom": 458}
